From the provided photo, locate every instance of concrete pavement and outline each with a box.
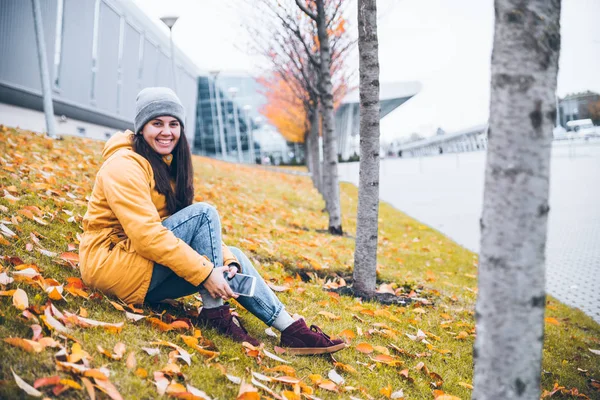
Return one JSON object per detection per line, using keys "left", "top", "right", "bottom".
{"left": 338, "top": 140, "right": 600, "bottom": 323}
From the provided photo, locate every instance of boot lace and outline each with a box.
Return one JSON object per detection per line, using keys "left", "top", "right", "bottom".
{"left": 310, "top": 325, "right": 331, "bottom": 340}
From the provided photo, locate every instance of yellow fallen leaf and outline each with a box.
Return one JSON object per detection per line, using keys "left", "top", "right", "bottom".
{"left": 356, "top": 342, "right": 374, "bottom": 354}
{"left": 456, "top": 331, "right": 469, "bottom": 340}
{"left": 545, "top": 317, "right": 560, "bottom": 326}
{"left": 12, "top": 288, "right": 28, "bottom": 310}
{"left": 338, "top": 329, "right": 356, "bottom": 341}
{"left": 318, "top": 311, "right": 341, "bottom": 320}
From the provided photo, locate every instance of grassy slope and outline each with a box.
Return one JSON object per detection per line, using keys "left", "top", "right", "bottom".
{"left": 0, "top": 126, "right": 598, "bottom": 399}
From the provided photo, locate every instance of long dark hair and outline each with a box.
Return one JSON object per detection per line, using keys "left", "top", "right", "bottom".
{"left": 132, "top": 128, "right": 194, "bottom": 215}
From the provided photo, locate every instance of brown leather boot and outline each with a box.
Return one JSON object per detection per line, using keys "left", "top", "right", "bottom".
{"left": 280, "top": 319, "right": 347, "bottom": 355}
{"left": 197, "top": 304, "right": 260, "bottom": 346}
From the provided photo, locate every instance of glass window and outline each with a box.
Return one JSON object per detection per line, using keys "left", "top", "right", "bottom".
{"left": 116, "top": 16, "right": 125, "bottom": 113}
{"left": 52, "top": 0, "right": 65, "bottom": 87}
{"left": 90, "top": 0, "right": 101, "bottom": 101}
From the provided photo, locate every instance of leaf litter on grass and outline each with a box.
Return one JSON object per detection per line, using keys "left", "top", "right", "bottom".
{"left": 1, "top": 126, "right": 599, "bottom": 399}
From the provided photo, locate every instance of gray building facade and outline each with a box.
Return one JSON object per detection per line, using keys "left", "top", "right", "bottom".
{"left": 0, "top": 0, "right": 199, "bottom": 142}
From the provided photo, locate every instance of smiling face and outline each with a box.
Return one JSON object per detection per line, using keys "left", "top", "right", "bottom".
{"left": 141, "top": 116, "right": 181, "bottom": 155}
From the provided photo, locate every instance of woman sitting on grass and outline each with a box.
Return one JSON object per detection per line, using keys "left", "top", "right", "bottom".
{"left": 79, "top": 87, "right": 345, "bottom": 355}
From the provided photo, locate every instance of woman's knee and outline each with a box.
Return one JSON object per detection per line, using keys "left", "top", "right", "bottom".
{"left": 190, "top": 202, "right": 219, "bottom": 221}
{"left": 229, "top": 246, "right": 243, "bottom": 260}
{"left": 229, "top": 247, "right": 254, "bottom": 271}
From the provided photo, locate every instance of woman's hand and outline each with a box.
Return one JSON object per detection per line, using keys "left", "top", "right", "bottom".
{"left": 202, "top": 266, "right": 239, "bottom": 300}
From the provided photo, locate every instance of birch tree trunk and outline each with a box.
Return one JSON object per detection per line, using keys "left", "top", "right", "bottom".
{"left": 316, "top": 0, "right": 343, "bottom": 235}
{"left": 473, "top": 1, "right": 561, "bottom": 399}
{"left": 352, "top": 0, "right": 380, "bottom": 295}
{"left": 308, "top": 107, "right": 323, "bottom": 193}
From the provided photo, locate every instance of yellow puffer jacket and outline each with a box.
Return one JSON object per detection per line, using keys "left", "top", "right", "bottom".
{"left": 79, "top": 131, "right": 238, "bottom": 304}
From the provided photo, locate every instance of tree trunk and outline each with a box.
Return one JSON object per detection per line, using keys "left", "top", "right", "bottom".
{"left": 352, "top": 0, "right": 381, "bottom": 296}
{"left": 473, "top": 1, "right": 561, "bottom": 399}
{"left": 308, "top": 107, "right": 322, "bottom": 193}
{"left": 316, "top": 0, "right": 343, "bottom": 235}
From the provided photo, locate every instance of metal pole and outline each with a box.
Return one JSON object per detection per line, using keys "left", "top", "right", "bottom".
{"left": 212, "top": 75, "right": 227, "bottom": 159}
{"left": 169, "top": 29, "right": 178, "bottom": 93}
{"left": 32, "top": 0, "right": 57, "bottom": 137}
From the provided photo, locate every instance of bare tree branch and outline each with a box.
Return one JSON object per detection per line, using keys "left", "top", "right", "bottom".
{"left": 294, "top": 0, "right": 318, "bottom": 21}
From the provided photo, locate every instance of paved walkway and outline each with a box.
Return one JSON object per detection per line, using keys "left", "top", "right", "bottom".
{"left": 338, "top": 140, "right": 600, "bottom": 323}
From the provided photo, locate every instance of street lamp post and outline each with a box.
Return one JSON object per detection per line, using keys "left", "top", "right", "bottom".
{"left": 243, "top": 105, "right": 255, "bottom": 164}
{"left": 32, "top": 0, "right": 57, "bottom": 138}
{"left": 228, "top": 87, "right": 243, "bottom": 163}
{"left": 160, "top": 16, "right": 178, "bottom": 93}
{"left": 210, "top": 71, "right": 227, "bottom": 159}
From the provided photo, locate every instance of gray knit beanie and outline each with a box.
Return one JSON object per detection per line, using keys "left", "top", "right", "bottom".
{"left": 134, "top": 87, "right": 185, "bottom": 134}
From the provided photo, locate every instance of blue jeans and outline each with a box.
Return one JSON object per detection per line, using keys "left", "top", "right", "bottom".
{"left": 144, "top": 202, "right": 285, "bottom": 326}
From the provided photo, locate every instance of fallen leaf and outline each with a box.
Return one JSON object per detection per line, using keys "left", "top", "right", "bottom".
{"left": 589, "top": 349, "right": 600, "bottom": 355}
{"left": 94, "top": 377, "right": 124, "bottom": 400}
{"left": 338, "top": 329, "right": 356, "bottom": 341}
{"left": 265, "top": 327, "right": 278, "bottom": 337}
{"left": 125, "top": 311, "right": 146, "bottom": 321}
{"left": 12, "top": 288, "right": 28, "bottom": 310}
{"left": 227, "top": 374, "right": 243, "bottom": 384}
{"left": 135, "top": 368, "right": 148, "bottom": 378}
{"left": 59, "top": 252, "right": 79, "bottom": 263}
{"left": 33, "top": 375, "right": 61, "bottom": 388}
{"left": 0, "top": 271, "right": 14, "bottom": 284}
{"left": 108, "top": 300, "right": 125, "bottom": 311}
{"left": 317, "top": 380, "right": 338, "bottom": 392}
{"left": 154, "top": 371, "right": 169, "bottom": 395}
{"left": 545, "top": 317, "right": 560, "bottom": 326}
{"left": 185, "top": 383, "right": 213, "bottom": 399}
{"left": 12, "top": 267, "right": 40, "bottom": 278}
{"left": 318, "top": 311, "right": 341, "bottom": 320}
{"left": 60, "top": 378, "right": 82, "bottom": 390}
{"left": 334, "top": 362, "right": 358, "bottom": 374}
{"left": 142, "top": 347, "right": 161, "bottom": 356}
{"left": 237, "top": 382, "right": 260, "bottom": 399}
{"left": 81, "top": 377, "right": 96, "bottom": 400}
{"left": 251, "top": 377, "right": 283, "bottom": 399}
{"left": 328, "top": 369, "right": 345, "bottom": 385}
{"left": 1, "top": 223, "right": 17, "bottom": 237}
{"left": 356, "top": 342, "right": 374, "bottom": 354}
{"left": 4, "top": 337, "right": 43, "bottom": 353}
{"left": 458, "top": 382, "right": 474, "bottom": 389}
{"left": 148, "top": 317, "right": 173, "bottom": 331}
{"left": 380, "top": 384, "right": 392, "bottom": 398}
{"left": 267, "top": 282, "right": 291, "bottom": 292}
{"left": 11, "top": 368, "right": 42, "bottom": 397}
{"left": 456, "top": 331, "right": 469, "bottom": 340}
{"left": 264, "top": 348, "right": 289, "bottom": 363}
{"left": 126, "top": 351, "right": 137, "bottom": 370}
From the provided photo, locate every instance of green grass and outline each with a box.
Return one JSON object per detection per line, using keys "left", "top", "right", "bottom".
{"left": 0, "top": 125, "right": 599, "bottom": 399}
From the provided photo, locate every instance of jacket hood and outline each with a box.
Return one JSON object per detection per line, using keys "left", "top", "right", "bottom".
{"left": 102, "top": 130, "right": 134, "bottom": 160}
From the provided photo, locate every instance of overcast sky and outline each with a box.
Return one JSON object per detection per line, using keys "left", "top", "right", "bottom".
{"left": 132, "top": 0, "right": 600, "bottom": 142}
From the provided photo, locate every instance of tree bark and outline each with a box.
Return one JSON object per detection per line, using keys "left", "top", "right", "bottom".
{"left": 316, "top": 0, "right": 343, "bottom": 235}
{"left": 473, "top": 1, "right": 561, "bottom": 399}
{"left": 308, "top": 107, "right": 323, "bottom": 193}
{"left": 352, "top": 0, "right": 380, "bottom": 295}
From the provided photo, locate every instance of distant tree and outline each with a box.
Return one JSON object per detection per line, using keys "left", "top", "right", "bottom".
{"left": 473, "top": 1, "right": 561, "bottom": 399}
{"left": 249, "top": 0, "right": 353, "bottom": 233}
{"left": 352, "top": 0, "right": 381, "bottom": 296}
{"left": 294, "top": 0, "right": 347, "bottom": 235}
